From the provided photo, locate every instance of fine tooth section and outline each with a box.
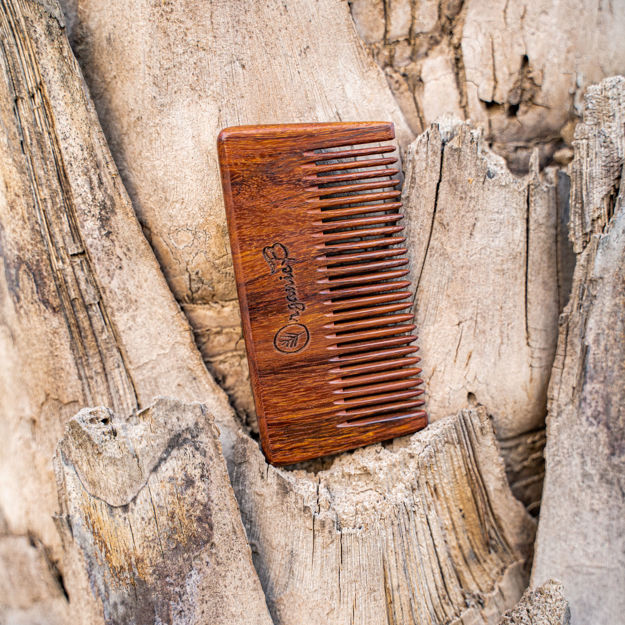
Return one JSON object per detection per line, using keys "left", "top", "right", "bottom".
{"left": 308, "top": 139, "right": 426, "bottom": 428}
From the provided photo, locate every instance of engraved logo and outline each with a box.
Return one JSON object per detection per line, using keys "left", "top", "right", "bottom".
{"left": 262, "top": 242, "right": 310, "bottom": 354}
{"left": 274, "top": 323, "right": 310, "bottom": 354}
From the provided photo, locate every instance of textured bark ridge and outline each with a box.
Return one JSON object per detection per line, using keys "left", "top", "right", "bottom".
{"left": 349, "top": 0, "right": 625, "bottom": 173}
{"left": 499, "top": 580, "right": 570, "bottom": 625}
{"left": 233, "top": 408, "right": 535, "bottom": 625}
{"left": 402, "top": 119, "right": 574, "bottom": 510}
{"left": 59, "top": 0, "right": 413, "bottom": 431}
{"left": 54, "top": 398, "right": 272, "bottom": 625}
{"left": 532, "top": 76, "right": 625, "bottom": 625}
{"left": 0, "top": 0, "right": 251, "bottom": 616}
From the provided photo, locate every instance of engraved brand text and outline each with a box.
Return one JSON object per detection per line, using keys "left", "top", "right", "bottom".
{"left": 262, "top": 243, "right": 306, "bottom": 321}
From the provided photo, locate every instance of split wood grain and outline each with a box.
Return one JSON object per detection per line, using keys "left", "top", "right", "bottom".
{"left": 55, "top": 398, "right": 272, "bottom": 625}
{"left": 532, "top": 75, "right": 625, "bottom": 625}
{"left": 233, "top": 407, "right": 535, "bottom": 625}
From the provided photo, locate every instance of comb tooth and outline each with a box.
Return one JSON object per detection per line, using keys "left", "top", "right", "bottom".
{"left": 330, "top": 366, "right": 422, "bottom": 387}
{"left": 319, "top": 236, "right": 406, "bottom": 252}
{"left": 323, "top": 280, "right": 411, "bottom": 298}
{"left": 319, "top": 269, "right": 409, "bottom": 287}
{"left": 334, "top": 378, "right": 423, "bottom": 396}
{"left": 335, "top": 387, "right": 423, "bottom": 406}
{"left": 305, "top": 168, "right": 399, "bottom": 184}
{"left": 328, "top": 302, "right": 412, "bottom": 320}
{"left": 304, "top": 145, "right": 396, "bottom": 162}
{"left": 327, "top": 291, "right": 412, "bottom": 309}
{"left": 312, "top": 179, "right": 400, "bottom": 197}
{"left": 318, "top": 247, "right": 407, "bottom": 264}
{"left": 309, "top": 190, "right": 401, "bottom": 208}
{"left": 318, "top": 225, "right": 404, "bottom": 243}
{"left": 337, "top": 396, "right": 425, "bottom": 417}
{"left": 308, "top": 201, "right": 403, "bottom": 219}
{"left": 328, "top": 335, "right": 417, "bottom": 355}
{"left": 306, "top": 156, "right": 398, "bottom": 174}
{"left": 316, "top": 214, "right": 402, "bottom": 231}
{"left": 337, "top": 409, "right": 427, "bottom": 428}
{"left": 326, "top": 313, "right": 414, "bottom": 332}
{"left": 319, "top": 258, "right": 408, "bottom": 277}
{"left": 330, "top": 345, "right": 419, "bottom": 364}
{"left": 328, "top": 324, "right": 416, "bottom": 345}
{"left": 330, "top": 356, "right": 421, "bottom": 375}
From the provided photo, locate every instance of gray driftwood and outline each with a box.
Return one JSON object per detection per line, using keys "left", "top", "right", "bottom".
{"left": 349, "top": 0, "right": 625, "bottom": 173}
{"left": 498, "top": 580, "right": 570, "bottom": 625}
{"left": 0, "top": 0, "right": 264, "bottom": 621}
{"left": 61, "top": 0, "right": 412, "bottom": 432}
{"left": 531, "top": 76, "right": 625, "bottom": 625}
{"left": 54, "top": 398, "right": 272, "bottom": 625}
{"left": 402, "top": 118, "right": 573, "bottom": 510}
{"left": 233, "top": 408, "right": 535, "bottom": 625}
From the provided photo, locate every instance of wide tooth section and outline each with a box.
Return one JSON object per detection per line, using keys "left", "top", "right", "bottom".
{"left": 307, "top": 140, "right": 425, "bottom": 429}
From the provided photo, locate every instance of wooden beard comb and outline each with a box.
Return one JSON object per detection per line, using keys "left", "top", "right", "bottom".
{"left": 218, "top": 122, "right": 427, "bottom": 465}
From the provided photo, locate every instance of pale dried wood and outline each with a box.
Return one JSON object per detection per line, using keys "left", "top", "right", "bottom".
{"left": 0, "top": 532, "right": 69, "bottom": 625}
{"left": 54, "top": 398, "right": 272, "bottom": 625}
{"left": 498, "top": 580, "right": 569, "bottom": 625}
{"left": 349, "top": 0, "right": 625, "bottom": 173}
{"left": 233, "top": 407, "right": 535, "bottom": 625}
{"left": 532, "top": 76, "right": 625, "bottom": 625}
{"left": 60, "top": 0, "right": 413, "bottom": 431}
{"left": 0, "top": 0, "right": 265, "bottom": 618}
{"left": 401, "top": 118, "right": 574, "bottom": 509}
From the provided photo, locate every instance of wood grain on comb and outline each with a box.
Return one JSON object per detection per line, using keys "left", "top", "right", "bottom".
{"left": 218, "top": 122, "right": 427, "bottom": 465}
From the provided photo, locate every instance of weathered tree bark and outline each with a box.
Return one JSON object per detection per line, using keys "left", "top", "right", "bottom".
{"left": 234, "top": 407, "right": 535, "bottom": 625}
{"left": 0, "top": 0, "right": 266, "bottom": 621}
{"left": 349, "top": 0, "right": 625, "bottom": 174}
{"left": 55, "top": 398, "right": 272, "bottom": 625}
{"left": 401, "top": 118, "right": 574, "bottom": 511}
{"left": 1, "top": 0, "right": 624, "bottom": 622}
{"left": 60, "top": 0, "right": 413, "bottom": 432}
{"left": 531, "top": 76, "right": 625, "bottom": 625}
{"left": 58, "top": 0, "right": 586, "bottom": 515}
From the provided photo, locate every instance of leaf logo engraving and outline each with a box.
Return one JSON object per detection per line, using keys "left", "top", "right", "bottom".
{"left": 274, "top": 323, "right": 310, "bottom": 354}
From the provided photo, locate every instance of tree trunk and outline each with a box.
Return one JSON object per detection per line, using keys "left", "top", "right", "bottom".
{"left": 0, "top": 0, "right": 622, "bottom": 624}
{"left": 531, "top": 76, "right": 625, "bottom": 625}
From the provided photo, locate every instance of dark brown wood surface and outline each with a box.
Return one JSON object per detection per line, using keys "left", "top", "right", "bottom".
{"left": 218, "top": 122, "right": 426, "bottom": 464}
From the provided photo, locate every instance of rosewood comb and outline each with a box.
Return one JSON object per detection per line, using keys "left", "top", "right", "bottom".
{"left": 218, "top": 122, "right": 426, "bottom": 465}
